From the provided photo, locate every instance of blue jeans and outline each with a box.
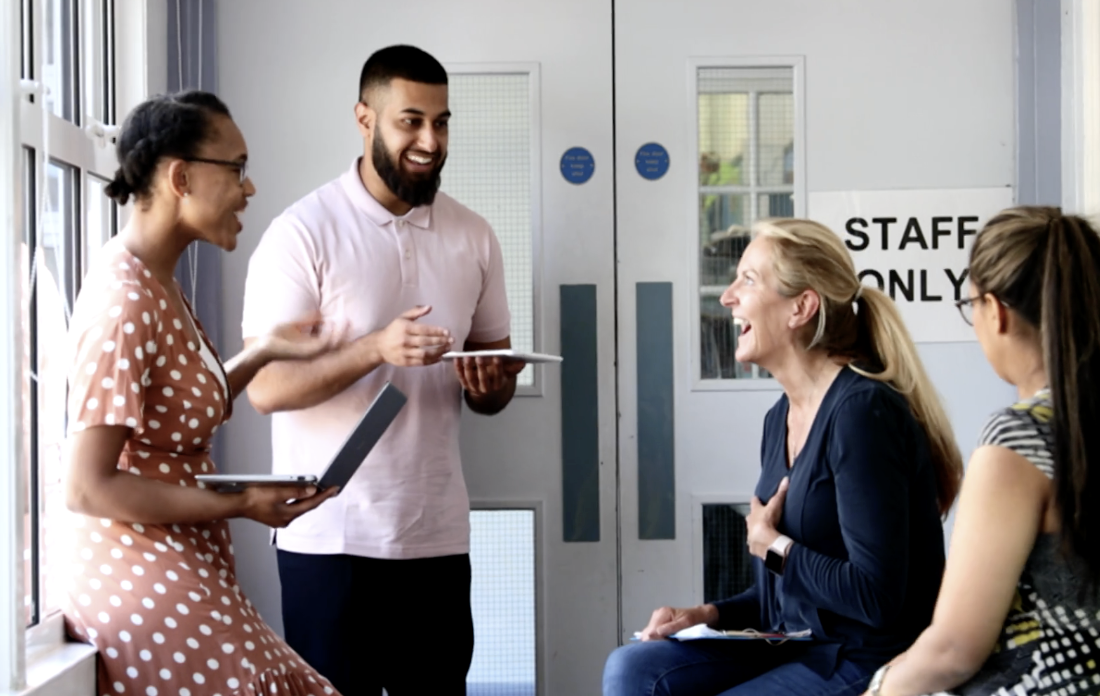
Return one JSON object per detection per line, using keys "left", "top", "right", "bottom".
{"left": 603, "top": 639, "right": 873, "bottom": 696}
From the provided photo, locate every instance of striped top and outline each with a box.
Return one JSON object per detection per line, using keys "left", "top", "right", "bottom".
{"left": 945, "top": 389, "right": 1100, "bottom": 696}
{"left": 978, "top": 390, "right": 1055, "bottom": 478}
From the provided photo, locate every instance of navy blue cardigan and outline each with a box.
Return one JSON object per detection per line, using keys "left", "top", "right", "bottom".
{"left": 713, "top": 367, "right": 945, "bottom": 676}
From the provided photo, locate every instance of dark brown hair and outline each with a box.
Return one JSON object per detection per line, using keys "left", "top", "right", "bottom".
{"left": 105, "top": 90, "right": 231, "bottom": 205}
{"left": 358, "top": 45, "right": 447, "bottom": 103}
{"left": 969, "top": 205, "right": 1100, "bottom": 582}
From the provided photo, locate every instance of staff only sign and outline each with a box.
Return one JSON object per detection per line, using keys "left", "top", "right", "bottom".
{"left": 808, "top": 187, "right": 1015, "bottom": 343}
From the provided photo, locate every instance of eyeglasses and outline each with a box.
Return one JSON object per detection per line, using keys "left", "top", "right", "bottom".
{"left": 955, "top": 294, "right": 1011, "bottom": 326}
{"left": 954, "top": 296, "right": 982, "bottom": 326}
{"left": 183, "top": 157, "right": 248, "bottom": 185}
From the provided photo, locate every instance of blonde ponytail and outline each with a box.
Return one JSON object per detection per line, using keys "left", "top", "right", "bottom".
{"left": 852, "top": 287, "right": 963, "bottom": 516}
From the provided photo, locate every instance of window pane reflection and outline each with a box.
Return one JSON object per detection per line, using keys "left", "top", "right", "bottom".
{"left": 44, "top": 0, "right": 77, "bottom": 123}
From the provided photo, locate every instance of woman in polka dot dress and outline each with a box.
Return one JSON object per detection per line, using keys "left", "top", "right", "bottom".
{"left": 62, "top": 91, "right": 344, "bottom": 696}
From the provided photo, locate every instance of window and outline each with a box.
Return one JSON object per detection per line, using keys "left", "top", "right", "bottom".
{"left": 43, "top": 0, "right": 78, "bottom": 123}
{"left": 18, "top": 0, "right": 118, "bottom": 634}
{"left": 701, "top": 503, "right": 753, "bottom": 603}
{"left": 35, "top": 160, "right": 78, "bottom": 622}
{"left": 20, "top": 0, "right": 33, "bottom": 81}
{"left": 21, "top": 148, "right": 36, "bottom": 629}
{"left": 442, "top": 68, "right": 541, "bottom": 390}
{"left": 693, "top": 63, "right": 804, "bottom": 385}
{"left": 468, "top": 508, "right": 537, "bottom": 696}
{"left": 85, "top": 174, "right": 116, "bottom": 275}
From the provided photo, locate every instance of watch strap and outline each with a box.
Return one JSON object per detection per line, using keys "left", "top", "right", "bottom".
{"left": 764, "top": 534, "right": 794, "bottom": 575}
{"left": 769, "top": 534, "right": 794, "bottom": 557}
{"left": 869, "top": 664, "right": 890, "bottom": 696}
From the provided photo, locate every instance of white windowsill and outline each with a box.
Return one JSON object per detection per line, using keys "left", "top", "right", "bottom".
{"left": 13, "top": 642, "right": 97, "bottom": 696}
{"left": 0, "top": 615, "right": 96, "bottom": 696}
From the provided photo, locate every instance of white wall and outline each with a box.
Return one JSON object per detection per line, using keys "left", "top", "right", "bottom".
{"left": 214, "top": 0, "right": 1020, "bottom": 667}
{"left": 214, "top": 0, "right": 365, "bottom": 632}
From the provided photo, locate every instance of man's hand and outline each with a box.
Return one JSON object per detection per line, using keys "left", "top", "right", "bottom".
{"left": 637, "top": 604, "right": 718, "bottom": 641}
{"left": 453, "top": 356, "right": 525, "bottom": 398}
{"left": 746, "top": 477, "right": 789, "bottom": 559}
{"left": 375, "top": 305, "right": 454, "bottom": 366}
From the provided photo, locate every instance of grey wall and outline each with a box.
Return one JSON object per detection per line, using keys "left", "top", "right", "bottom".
{"left": 1017, "top": 0, "right": 1063, "bottom": 206}
{"left": 930, "top": 0, "right": 1064, "bottom": 539}
{"left": 167, "top": 0, "right": 225, "bottom": 464}
{"left": 168, "top": 0, "right": 220, "bottom": 352}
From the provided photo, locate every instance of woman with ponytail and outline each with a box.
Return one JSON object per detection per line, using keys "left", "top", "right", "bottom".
{"left": 864, "top": 206, "right": 1100, "bottom": 696}
{"left": 604, "top": 219, "right": 961, "bottom": 696}
{"left": 62, "top": 91, "right": 345, "bottom": 695}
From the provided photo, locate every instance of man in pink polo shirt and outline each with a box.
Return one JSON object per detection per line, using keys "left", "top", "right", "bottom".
{"left": 240, "top": 45, "right": 522, "bottom": 695}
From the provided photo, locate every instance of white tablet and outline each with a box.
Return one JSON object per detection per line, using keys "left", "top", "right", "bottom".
{"left": 196, "top": 382, "right": 407, "bottom": 494}
{"left": 441, "top": 349, "right": 563, "bottom": 364}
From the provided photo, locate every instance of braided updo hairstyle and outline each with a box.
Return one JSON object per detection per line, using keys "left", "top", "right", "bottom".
{"left": 105, "top": 90, "right": 231, "bottom": 205}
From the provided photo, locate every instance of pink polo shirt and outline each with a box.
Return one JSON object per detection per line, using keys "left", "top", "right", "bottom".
{"left": 241, "top": 160, "right": 511, "bottom": 559}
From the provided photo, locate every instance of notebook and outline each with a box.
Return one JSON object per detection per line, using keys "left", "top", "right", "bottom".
{"left": 631, "top": 625, "right": 813, "bottom": 643}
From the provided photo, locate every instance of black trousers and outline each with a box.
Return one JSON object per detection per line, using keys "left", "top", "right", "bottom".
{"left": 277, "top": 550, "right": 474, "bottom": 696}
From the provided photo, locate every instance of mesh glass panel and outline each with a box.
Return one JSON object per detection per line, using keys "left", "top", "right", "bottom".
{"left": 697, "top": 68, "right": 794, "bottom": 381}
{"left": 698, "top": 93, "right": 748, "bottom": 189}
{"left": 702, "top": 503, "right": 754, "bottom": 605}
{"left": 443, "top": 74, "right": 535, "bottom": 386}
{"left": 467, "top": 509, "right": 537, "bottom": 696}
{"left": 758, "top": 93, "right": 794, "bottom": 187}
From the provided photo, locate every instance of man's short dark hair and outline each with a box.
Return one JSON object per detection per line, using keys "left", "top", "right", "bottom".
{"left": 358, "top": 45, "right": 448, "bottom": 103}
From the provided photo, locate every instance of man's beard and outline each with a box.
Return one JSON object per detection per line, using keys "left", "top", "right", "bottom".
{"left": 372, "top": 135, "right": 446, "bottom": 208}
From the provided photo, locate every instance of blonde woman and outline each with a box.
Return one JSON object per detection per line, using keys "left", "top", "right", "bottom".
{"left": 603, "top": 219, "right": 962, "bottom": 696}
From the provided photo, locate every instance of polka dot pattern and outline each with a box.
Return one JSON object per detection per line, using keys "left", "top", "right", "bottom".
{"left": 62, "top": 243, "right": 338, "bottom": 695}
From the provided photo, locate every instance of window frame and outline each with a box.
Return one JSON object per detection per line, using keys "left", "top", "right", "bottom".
{"left": 1, "top": 0, "right": 29, "bottom": 688}
{"left": 21, "top": 0, "right": 118, "bottom": 637}
{"left": 687, "top": 56, "right": 806, "bottom": 392}
{"left": 2, "top": 0, "right": 156, "bottom": 691}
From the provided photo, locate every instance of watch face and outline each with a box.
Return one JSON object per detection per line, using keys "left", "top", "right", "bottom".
{"left": 765, "top": 549, "right": 784, "bottom": 575}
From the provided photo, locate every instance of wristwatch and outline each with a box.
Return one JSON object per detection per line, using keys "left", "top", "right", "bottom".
{"left": 764, "top": 534, "right": 794, "bottom": 575}
{"left": 868, "top": 664, "right": 890, "bottom": 696}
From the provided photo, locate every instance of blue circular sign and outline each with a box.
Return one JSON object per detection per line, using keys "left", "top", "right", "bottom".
{"left": 635, "top": 142, "right": 670, "bottom": 180}
{"left": 560, "top": 147, "right": 595, "bottom": 185}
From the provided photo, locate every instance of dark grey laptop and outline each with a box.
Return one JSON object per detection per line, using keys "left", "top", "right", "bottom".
{"left": 197, "top": 381, "right": 407, "bottom": 494}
